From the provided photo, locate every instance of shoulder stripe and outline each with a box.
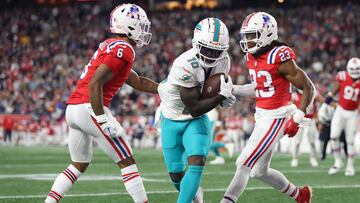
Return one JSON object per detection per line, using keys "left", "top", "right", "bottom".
{"left": 107, "top": 40, "right": 135, "bottom": 58}
{"left": 267, "top": 46, "right": 280, "bottom": 64}
{"left": 268, "top": 46, "right": 287, "bottom": 64}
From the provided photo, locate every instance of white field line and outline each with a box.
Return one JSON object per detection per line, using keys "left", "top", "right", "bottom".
{"left": 0, "top": 168, "right": 355, "bottom": 179}
{"left": 1, "top": 184, "right": 360, "bottom": 199}
{"left": 0, "top": 174, "right": 167, "bottom": 182}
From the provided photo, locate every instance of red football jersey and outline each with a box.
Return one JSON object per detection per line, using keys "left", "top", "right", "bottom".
{"left": 246, "top": 46, "right": 296, "bottom": 109}
{"left": 67, "top": 38, "right": 135, "bottom": 107}
{"left": 292, "top": 92, "right": 317, "bottom": 118}
{"left": 336, "top": 71, "right": 360, "bottom": 110}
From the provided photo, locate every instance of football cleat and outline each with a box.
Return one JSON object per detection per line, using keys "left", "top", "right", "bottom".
{"left": 295, "top": 186, "right": 312, "bottom": 203}
{"left": 328, "top": 166, "right": 342, "bottom": 175}
{"left": 192, "top": 187, "right": 204, "bottom": 203}
{"left": 344, "top": 165, "right": 355, "bottom": 176}
{"left": 309, "top": 157, "right": 319, "bottom": 168}
{"left": 291, "top": 158, "right": 299, "bottom": 167}
{"left": 209, "top": 157, "right": 225, "bottom": 165}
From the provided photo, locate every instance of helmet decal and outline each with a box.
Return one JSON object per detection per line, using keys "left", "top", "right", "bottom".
{"left": 127, "top": 5, "right": 140, "bottom": 20}
{"left": 213, "top": 18, "right": 220, "bottom": 42}
{"left": 262, "top": 14, "right": 271, "bottom": 28}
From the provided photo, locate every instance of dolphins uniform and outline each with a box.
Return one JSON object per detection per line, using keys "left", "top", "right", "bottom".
{"left": 158, "top": 48, "right": 230, "bottom": 173}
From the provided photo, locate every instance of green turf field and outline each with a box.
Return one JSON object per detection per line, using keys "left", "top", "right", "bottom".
{"left": 0, "top": 146, "right": 359, "bottom": 203}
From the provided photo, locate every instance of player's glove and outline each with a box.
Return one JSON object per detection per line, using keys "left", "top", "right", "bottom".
{"left": 221, "top": 95, "right": 236, "bottom": 107}
{"left": 95, "top": 114, "right": 126, "bottom": 138}
{"left": 219, "top": 75, "right": 234, "bottom": 98}
{"left": 284, "top": 109, "right": 305, "bottom": 137}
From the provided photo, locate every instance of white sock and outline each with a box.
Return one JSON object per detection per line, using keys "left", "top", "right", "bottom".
{"left": 45, "top": 164, "right": 82, "bottom": 203}
{"left": 256, "top": 168, "right": 299, "bottom": 199}
{"left": 221, "top": 166, "right": 251, "bottom": 203}
{"left": 281, "top": 182, "right": 299, "bottom": 199}
{"left": 121, "top": 164, "right": 148, "bottom": 203}
{"left": 331, "top": 139, "right": 342, "bottom": 166}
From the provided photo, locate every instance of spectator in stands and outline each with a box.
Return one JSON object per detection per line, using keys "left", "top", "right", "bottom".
{"left": 2, "top": 115, "right": 14, "bottom": 144}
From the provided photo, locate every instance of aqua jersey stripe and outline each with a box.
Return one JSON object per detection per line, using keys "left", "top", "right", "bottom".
{"left": 213, "top": 18, "right": 220, "bottom": 42}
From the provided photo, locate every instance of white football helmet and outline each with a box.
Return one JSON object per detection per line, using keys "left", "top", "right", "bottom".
{"left": 110, "top": 4, "right": 151, "bottom": 47}
{"left": 239, "top": 12, "right": 278, "bottom": 54}
{"left": 192, "top": 18, "right": 229, "bottom": 68}
{"left": 346, "top": 57, "right": 360, "bottom": 79}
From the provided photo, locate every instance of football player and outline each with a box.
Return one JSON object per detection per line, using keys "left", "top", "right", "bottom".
{"left": 157, "top": 18, "right": 235, "bottom": 203}
{"left": 45, "top": 4, "right": 157, "bottom": 203}
{"left": 221, "top": 12, "right": 316, "bottom": 203}
{"left": 324, "top": 57, "right": 360, "bottom": 176}
{"left": 290, "top": 89, "right": 324, "bottom": 168}
{"left": 208, "top": 108, "right": 235, "bottom": 165}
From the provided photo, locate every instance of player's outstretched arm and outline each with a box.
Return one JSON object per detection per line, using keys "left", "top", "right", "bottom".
{"left": 180, "top": 86, "right": 225, "bottom": 118}
{"left": 89, "top": 64, "right": 114, "bottom": 116}
{"left": 232, "top": 84, "right": 256, "bottom": 97}
{"left": 278, "top": 59, "right": 316, "bottom": 113}
{"left": 126, "top": 70, "right": 158, "bottom": 94}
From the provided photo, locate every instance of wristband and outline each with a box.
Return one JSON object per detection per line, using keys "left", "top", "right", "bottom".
{"left": 293, "top": 109, "right": 305, "bottom": 124}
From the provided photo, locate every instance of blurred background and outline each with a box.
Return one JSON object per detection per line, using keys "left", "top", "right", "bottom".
{"left": 0, "top": 0, "right": 359, "bottom": 150}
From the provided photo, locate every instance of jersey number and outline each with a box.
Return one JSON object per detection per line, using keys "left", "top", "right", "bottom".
{"left": 279, "top": 50, "right": 291, "bottom": 62}
{"left": 249, "top": 69, "right": 275, "bottom": 98}
{"left": 80, "top": 50, "right": 99, "bottom": 79}
{"left": 344, "top": 86, "right": 360, "bottom": 101}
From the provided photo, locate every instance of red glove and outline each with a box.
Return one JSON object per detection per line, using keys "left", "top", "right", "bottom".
{"left": 284, "top": 109, "right": 305, "bottom": 137}
{"left": 284, "top": 117, "right": 299, "bottom": 137}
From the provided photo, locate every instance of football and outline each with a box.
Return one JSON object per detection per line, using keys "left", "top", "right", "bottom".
{"left": 200, "top": 73, "right": 228, "bottom": 99}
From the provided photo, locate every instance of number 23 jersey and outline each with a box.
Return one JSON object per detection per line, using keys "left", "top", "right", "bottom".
{"left": 67, "top": 38, "right": 135, "bottom": 107}
{"left": 246, "top": 46, "right": 296, "bottom": 110}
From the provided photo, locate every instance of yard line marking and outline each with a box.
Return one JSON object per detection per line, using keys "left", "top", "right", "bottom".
{"left": 0, "top": 168, "right": 357, "bottom": 179}
{"left": 0, "top": 174, "right": 167, "bottom": 182}
{"left": 2, "top": 185, "right": 360, "bottom": 199}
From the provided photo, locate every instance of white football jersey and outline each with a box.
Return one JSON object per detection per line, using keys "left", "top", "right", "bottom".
{"left": 158, "top": 48, "right": 230, "bottom": 120}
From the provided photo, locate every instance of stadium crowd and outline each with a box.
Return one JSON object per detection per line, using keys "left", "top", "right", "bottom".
{"left": 0, "top": 2, "right": 359, "bottom": 144}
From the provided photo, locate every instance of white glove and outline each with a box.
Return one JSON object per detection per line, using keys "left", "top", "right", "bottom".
{"left": 95, "top": 114, "right": 126, "bottom": 138}
{"left": 219, "top": 75, "right": 233, "bottom": 98}
{"left": 221, "top": 95, "right": 236, "bottom": 107}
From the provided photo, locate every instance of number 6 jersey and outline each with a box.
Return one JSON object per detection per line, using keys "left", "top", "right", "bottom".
{"left": 67, "top": 38, "right": 135, "bottom": 107}
{"left": 246, "top": 45, "right": 296, "bottom": 110}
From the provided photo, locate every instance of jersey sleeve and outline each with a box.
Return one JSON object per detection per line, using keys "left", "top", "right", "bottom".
{"left": 168, "top": 65, "right": 197, "bottom": 88}
{"left": 268, "top": 46, "right": 296, "bottom": 65}
{"left": 102, "top": 43, "right": 135, "bottom": 75}
{"left": 335, "top": 71, "right": 347, "bottom": 83}
{"left": 211, "top": 53, "right": 231, "bottom": 75}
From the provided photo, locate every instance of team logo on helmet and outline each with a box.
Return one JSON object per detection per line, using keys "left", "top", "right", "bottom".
{"left": 126, "top": 5, "right": 140, "bottom": 20}
{"left": 262, "top": 14, "right": 271, "bottom": 28}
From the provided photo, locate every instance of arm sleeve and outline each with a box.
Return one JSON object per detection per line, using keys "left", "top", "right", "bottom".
{"left": 102, "top": 44, "right": 134, "bottom": 75}
{"left": 232, "top": 83, "right": 256, "bottom": 97}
